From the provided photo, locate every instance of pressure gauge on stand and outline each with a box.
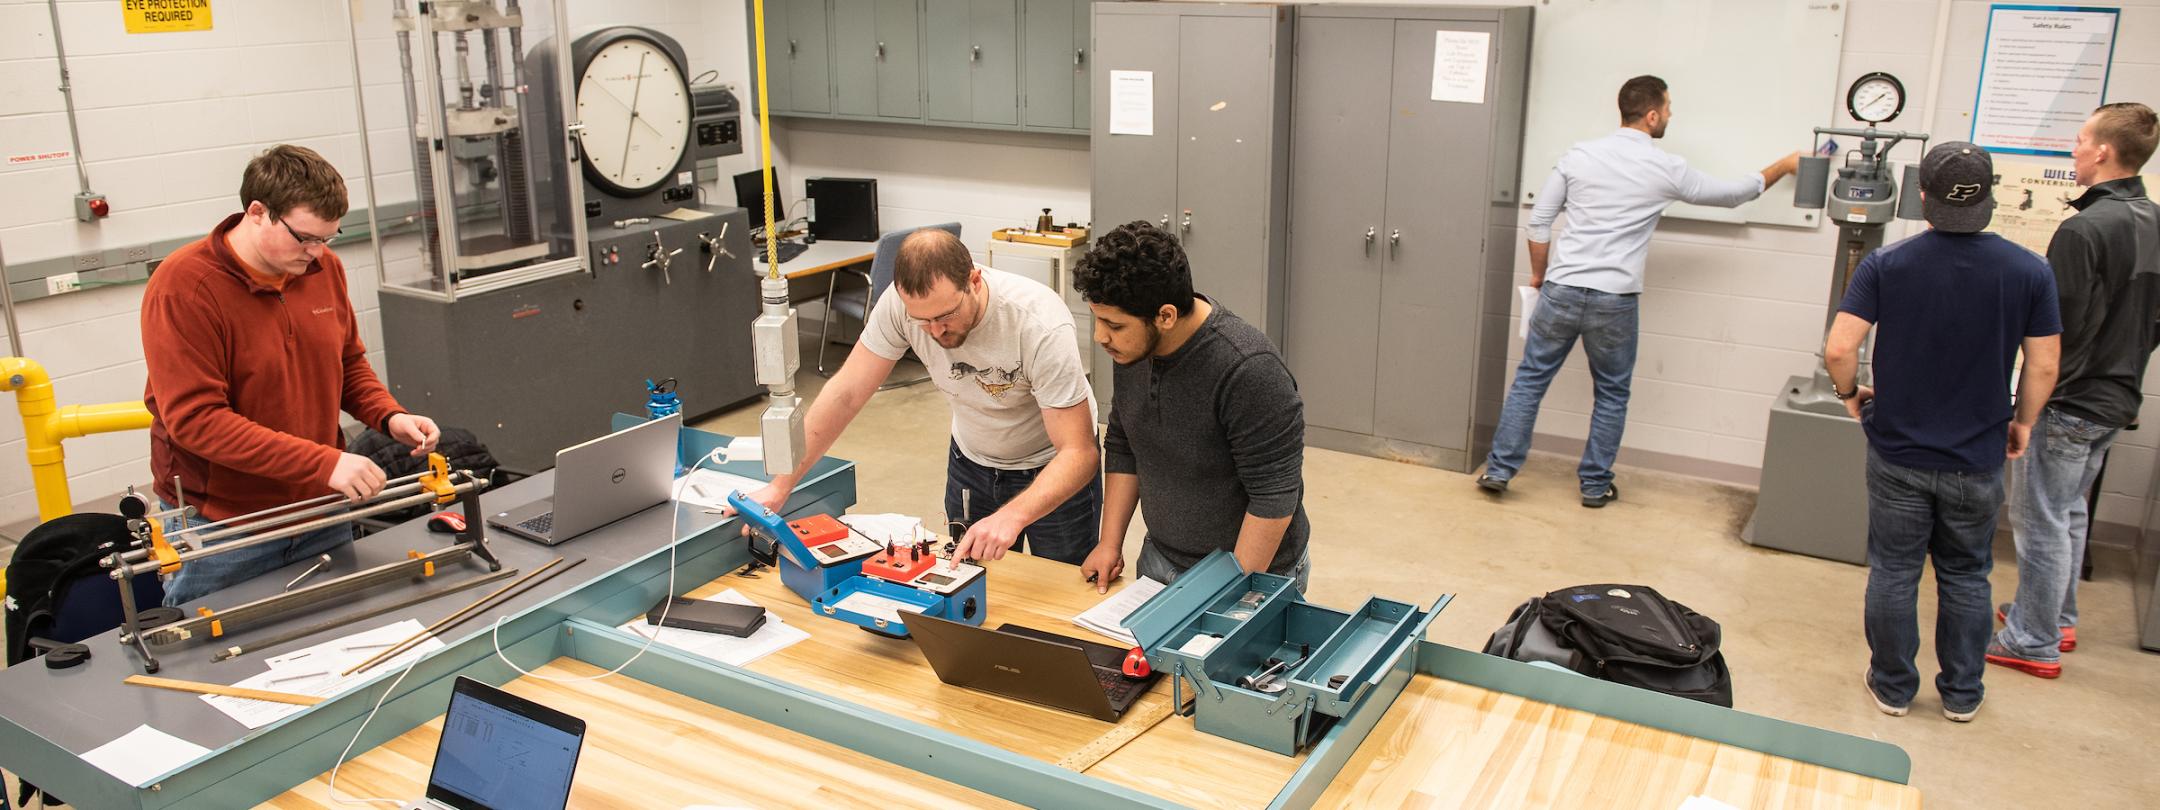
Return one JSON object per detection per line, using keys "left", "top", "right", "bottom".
{"left": 1846, "top": 72, "right": 1906, "bottom": 125}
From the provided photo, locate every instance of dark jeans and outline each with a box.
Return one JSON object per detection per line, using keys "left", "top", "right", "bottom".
{"left": 161, "top": 501, "right": 356, "bottom": 607}
{"left": 945, "top": 440, "right": 1101, "bottom": 565}
{"left": 1863, "top": 448, "right": 2000, "bottom": 712}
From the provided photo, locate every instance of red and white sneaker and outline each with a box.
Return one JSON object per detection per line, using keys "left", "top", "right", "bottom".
{"left": 1996, "top": 605, "right": 2076, "bottom": 653}
{"left": 1985, "top": 641, "right": 2063, "bottom": 679}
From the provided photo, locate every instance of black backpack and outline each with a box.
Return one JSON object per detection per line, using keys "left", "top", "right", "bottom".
{"left": 1484, "top": 584, "right": 1732, "bottom": 707}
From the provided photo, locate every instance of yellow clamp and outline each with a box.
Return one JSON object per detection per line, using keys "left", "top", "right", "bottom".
{"left": 196, "top": 607, "right": 223, "bottom": 639}
{"left": 407, "top": 550, "right": 435, "bottom": 578}
{"left": 418, "top": 452, "right": 457, "bottom": 503}
{"left": 149, "top": 520, "right": 182, "bottom": 575}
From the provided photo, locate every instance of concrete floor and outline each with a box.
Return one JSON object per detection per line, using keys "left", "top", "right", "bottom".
{"left": 697, "top": 349, "right": 2160, "bottom": 810}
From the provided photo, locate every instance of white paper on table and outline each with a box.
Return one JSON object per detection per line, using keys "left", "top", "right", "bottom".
{"left": 623, "top": 589, "right": 805, "bottom": 667}
{"left": 1072, "top": 576, "right": 1165, "bottom": 647}
{"left": 838, "top": 513, "right": 932, "bottom": 546}
{"left": 81, "top": 725, "right": 210, "bottom": 788}
{"left": 1109, "top": 70, "right": 1154, "bottom": 136}
{"left": 1430, "top": 30, "right": 1490, "bottom": 103}
{"left": 206, "top": 619, "right": 446, "bottom": 730}
{"left": 828, "top": 591, "right": 926, "bottom": 625}
{"left": 677, "top": 468, "right": 770, "bottom": 510}
{"left": 1517, "top": 286, "right": 1540, "bottom": 339}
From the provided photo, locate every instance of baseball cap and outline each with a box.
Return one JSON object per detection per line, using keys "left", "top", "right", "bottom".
{"left": 1918, "top": 142, "right": 1995, "bottom": 233}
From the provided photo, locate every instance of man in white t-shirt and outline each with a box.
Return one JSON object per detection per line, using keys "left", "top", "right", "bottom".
{"left": 742, "top": 228, "right": 1102, "bottom": 564}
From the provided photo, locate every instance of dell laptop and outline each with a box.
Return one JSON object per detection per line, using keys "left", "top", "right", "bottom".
{"left": 402, "top": 676, "right": 585, "bottom": 810}
{"left": 907, "top": 613, "right": 1159, "bottom": 722}
{"left": 488, "top": 414, "right": 679, "bottom": 545}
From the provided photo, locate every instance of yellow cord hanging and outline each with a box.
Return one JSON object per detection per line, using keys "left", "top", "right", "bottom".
{"left": 751, "top": 0, "right": 781, "bottom": 277}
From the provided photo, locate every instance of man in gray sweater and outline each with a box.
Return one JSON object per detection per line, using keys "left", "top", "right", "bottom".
{"left": 1073, "top": 222, "right": 1312, "bottom": 591}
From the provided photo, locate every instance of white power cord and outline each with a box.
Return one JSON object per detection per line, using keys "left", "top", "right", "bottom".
{"left": 327, "top": 444, "right": 731, "bottom": 805}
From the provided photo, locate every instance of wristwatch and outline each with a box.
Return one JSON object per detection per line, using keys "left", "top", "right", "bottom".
{"left": 1832, "top": 384, "right": 1858, "bottom": 400}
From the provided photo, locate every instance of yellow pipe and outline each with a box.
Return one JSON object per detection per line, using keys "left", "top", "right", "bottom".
{"left": 0, "top": 356, "right": 155, "bottom": 523}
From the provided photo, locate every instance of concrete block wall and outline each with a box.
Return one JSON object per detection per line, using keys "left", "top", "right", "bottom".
{"left": 0, "top": 0, "right": 759, "bottom": 526}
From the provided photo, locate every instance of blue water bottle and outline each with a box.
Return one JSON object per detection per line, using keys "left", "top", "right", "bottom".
{"left": 646, "top": 378, "right": 685, "bottom": 475}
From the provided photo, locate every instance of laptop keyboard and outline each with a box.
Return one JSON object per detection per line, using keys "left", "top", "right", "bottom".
{"left": 1095, "top": 668, "right": 1142, "bottom": 705}
{"left": 517, "top": 512, "right": 554, "bottom": 535}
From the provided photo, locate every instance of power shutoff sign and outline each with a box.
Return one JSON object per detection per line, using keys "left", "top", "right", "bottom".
{"left": 123, "top": 0, "right": 213, "bottom": 34}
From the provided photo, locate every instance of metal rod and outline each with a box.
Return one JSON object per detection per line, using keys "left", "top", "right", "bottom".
{"left": 43, "top": 0, "right": 91, "bottom": 194}
{"left": 114, "top": 476, "right": 484, "bottom": 575}
{"left": 342, "top": 0, "right": 389, "bottom": 294}
{"left": 165, "top": 468, "right": 440, "bottom": 537}
{"left": 0, "top": 238, "right": 21, "bottom": 357}
{"left": 345, "top": 557, "right": 572, "bottom": 676}
{"left": 211, "top": 567, "right": 519, "bottom": 662}
{"left": 146, "top": 543, "right": 486, "bottom": 645}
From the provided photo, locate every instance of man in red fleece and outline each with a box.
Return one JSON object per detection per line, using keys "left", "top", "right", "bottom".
{"left": 144, "top": 144, "right": 441, "bottom": 606}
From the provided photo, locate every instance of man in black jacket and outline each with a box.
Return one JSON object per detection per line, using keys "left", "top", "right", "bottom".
{"left": 1992, "top": 103, "right": 2160, "bottom": 679}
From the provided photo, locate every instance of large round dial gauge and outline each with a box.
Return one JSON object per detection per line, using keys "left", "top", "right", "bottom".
{"left": 1846, "top": 72, "right": 1905, "bottom": 125}
{"left": 576, "top": 33, "right": 691, "bottom": 198}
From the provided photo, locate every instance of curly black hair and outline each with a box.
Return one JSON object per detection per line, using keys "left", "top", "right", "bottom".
{"left": 1072, "top": 221, "right": 1194, "bottom": 319}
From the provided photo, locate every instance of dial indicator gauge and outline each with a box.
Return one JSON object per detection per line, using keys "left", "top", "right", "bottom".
{"left": 1846, "top": 72, "right": 1905, "bottom": 125}
{"left": 576, "top": 35, "right": 690, "bottom": 198}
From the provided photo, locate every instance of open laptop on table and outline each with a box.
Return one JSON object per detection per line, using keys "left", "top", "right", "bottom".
{"left": 907, "top": 612, "right": 1159, "bottom": 722}
{"left": 402, "top": 676, "right": 585, "bottom": 810}
{"left": 487, "top": 414, "right": 679, "bottom": 545}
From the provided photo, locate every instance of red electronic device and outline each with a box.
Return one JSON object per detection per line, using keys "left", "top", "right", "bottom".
{"left": 787, "top": 513, "right": 850, "bottom": 549}
{"left": 863, "top": 543, "right": 939, "bottom": 582}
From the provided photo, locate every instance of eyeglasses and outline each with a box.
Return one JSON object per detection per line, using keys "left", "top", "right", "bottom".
{"left": 908, "top": 296, "right": 971, "bottom": 329}
{"left": 277, "top": 218, "right": 340, "bottom": 248}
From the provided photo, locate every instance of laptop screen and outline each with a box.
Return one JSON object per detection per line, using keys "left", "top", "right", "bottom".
{"left": 426, "top": 679, "right": 584, "bottom": 810}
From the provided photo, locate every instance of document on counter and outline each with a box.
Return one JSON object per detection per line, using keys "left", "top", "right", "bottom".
{"left": 839, "top": 513, "right": 933, "bottom": 546}
{"left": 1072, "top": 576, "right": 1166, "bottom": 647}
{"left": 678, "top": 468, "right": 769, "bottom": 511}
{"left": 204, "top": 619, "right": 446, "bottom": 730}
{"left": 81, "top": 725, "right": 211, "bottom": 788}
{"left": 618, "top": 589, "right": 807, "bottom": 667}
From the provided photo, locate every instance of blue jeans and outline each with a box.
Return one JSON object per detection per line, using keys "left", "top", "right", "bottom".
{"left": 1997, "top": 406, "right": 2118, "bottom": 660}
{"left": 1483, "top": 283, "right": 1640, "bottom": 496}
{"left": 1862, "top": 448, "right": 2000, "bottom": 712}
{"left": 161, "top": 503, "right": 356, "bottom": 607}
{"left": 1136, "top": 539, "right": 1311, "bottom": 593}
{"left": 944, "top": 441, "right": 1101, "bottom": 565}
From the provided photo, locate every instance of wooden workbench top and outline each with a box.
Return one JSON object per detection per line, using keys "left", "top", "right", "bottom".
{"left": 710, "top": 552, "right": 1303, "bottom": 809}
{"left": 1316, "top": 674, "right": 1923, "bottom": 809}
{"left": 264, "top": 659, "right": 1021, "bottom": 809}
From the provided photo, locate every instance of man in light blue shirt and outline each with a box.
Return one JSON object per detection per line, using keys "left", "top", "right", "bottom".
{"left": 1479, "top": 75, "right": 1799, "bottom": 506}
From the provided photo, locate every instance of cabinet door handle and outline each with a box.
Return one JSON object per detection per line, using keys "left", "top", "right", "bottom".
{"left": 877, "top": 42, "right": 885, "bottom": 60}
{"left": 971, "top": 45, "right": 981, "bottom": 63}
{"left": 788, "top": 39, "right": 798, "bottom": 57}
{"left": 1181, "top": 210, "right": 1193, "bottom": 235}
{"left": 1389, "top": 228, "right": 1402, "bottom": 256}
{"left": 1158, "top": 214, "right": 1171, "bottom": 233}
{"left": 1364, "top": 226, "right": 1376, "bottom": 254}
{"left": 1075, "top": 48, "right": 1085, "bottom": 66}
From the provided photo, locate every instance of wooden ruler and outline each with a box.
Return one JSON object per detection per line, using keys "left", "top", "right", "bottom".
{"left": 1055, "top": 690, "right": 1177, "bottom": 772}
{"left": 125, "top": 675, "right": 323, "bottom": 706}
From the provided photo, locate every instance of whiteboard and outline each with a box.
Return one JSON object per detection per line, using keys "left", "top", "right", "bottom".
{"left": 1518, "top": 0, "right": 1847, "bottom": 228}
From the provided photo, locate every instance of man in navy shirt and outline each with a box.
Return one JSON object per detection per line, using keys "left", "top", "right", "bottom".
{"left": 1826, "top": 142, "right": 2061, "bottom": 723}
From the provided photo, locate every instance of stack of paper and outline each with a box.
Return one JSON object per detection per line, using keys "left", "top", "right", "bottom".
{"left": 203, "top": 619, "right": 447, "bottom": 730}
{"left": 81, "top": 725, "right": 210, "bottom": 788}
{"left": 677, "top": 468, "right": 770, "bottom": 511}
{"left": 838, "top": 513, "right": 933, "bottom": 546}
{"left": 1072, "top": 577, "right": 1166, "bottom": 647}
{"left": 617, "top": 589, "right": 807, "bottom": 667}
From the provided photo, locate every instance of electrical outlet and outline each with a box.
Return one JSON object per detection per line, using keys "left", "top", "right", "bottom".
{"left": 46, "top": 272, "right": 81, "bottom": 296}
{"left": 74, "top": 252, "right": 102, "bottom": 270}
{"left": 124, "top": 245, "right": 153, "bottom": 262}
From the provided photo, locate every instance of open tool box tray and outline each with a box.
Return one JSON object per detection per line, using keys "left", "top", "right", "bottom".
{"left": 1124, "top": 551, "right": 1444, "bottom": 755}
{"left": 811, "top": 569, "right": 984, "bottom": 637}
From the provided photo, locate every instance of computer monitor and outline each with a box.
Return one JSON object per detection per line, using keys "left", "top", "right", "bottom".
{"left": 733, "top": 168, "right": 785, "bottom": 232}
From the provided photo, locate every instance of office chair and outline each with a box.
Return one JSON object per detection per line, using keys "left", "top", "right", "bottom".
{"left": 817, "top": 222, "right": 962, "bottom": 389}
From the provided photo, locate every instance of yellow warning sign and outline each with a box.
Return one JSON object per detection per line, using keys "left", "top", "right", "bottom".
{"left": 123, "top": 0, "right": 214, "bottom": 34}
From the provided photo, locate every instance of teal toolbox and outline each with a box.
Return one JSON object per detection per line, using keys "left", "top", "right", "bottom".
{"left": 1122, "top": 551, "right": 1448, "bottom": 755}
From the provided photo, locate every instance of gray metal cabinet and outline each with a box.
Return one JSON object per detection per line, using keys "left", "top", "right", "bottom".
{"left": 832, "top": 0, "right": 922, "bottom": 119}
{"left": 927, "top": 0, "right": 1019, "bottom": 126}
{"left": 1021, "top": 0, "right": 1088, "bottom": 131}
{"left": 784, "top": 0, "right": 834, "bottom": 113}
{"left": 1090, "top": 3, "right": 1292, "bottom": 344}
{"left": 1286, "top": 5, "right": 1532, "bottom": 471}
